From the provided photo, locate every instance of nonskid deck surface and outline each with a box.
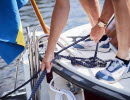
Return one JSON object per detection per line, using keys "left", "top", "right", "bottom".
{"left": 54, "top": 24, "right": 130, "bottom": 97}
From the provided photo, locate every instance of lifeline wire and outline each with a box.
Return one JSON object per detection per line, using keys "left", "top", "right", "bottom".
{"left": 0, "top": 35, "right": 106, "bottom": 100}
{"left": 28, "top": 35, "right": 108, "bottom": 99}
{"left": 0, "top": 69, "right": 41, "bottom": 100}
{"left": 1, "top": 17, "right": 116, "bottom": 99}
{"left": 0, "top": 35, "right": 89, "bottom": 100}
{"left": 28, "top": 36, "right": 89, "bottom": 100}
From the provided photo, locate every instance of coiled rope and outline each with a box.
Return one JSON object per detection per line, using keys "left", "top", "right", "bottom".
{"left": 0, "top": 69, "right": 41, "bottom": 99}
{"left": 28, "top": 35, "right": 108, "bottom": 100}
{"left": 49, "top": 76, "right": 76, "bottom": 100}
{"left": 0, "top": 35, "right": 109, "bottom": 100}
{"left": 28, "top": 35, "right": 89, "bottom": 100}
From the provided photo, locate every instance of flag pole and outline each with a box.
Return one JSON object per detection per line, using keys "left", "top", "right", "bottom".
{"left": 30, "top": 0, "right": 49, "bottom": 34}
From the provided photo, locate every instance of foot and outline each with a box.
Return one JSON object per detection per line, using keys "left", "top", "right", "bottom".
{"left": 73, "top": 37, "right": 111, "bottom": 53}
{"left": 95, "top": 57, "right": 130, "bottom": 83}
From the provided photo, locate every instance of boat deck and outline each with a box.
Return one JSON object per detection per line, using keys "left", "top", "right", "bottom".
{"left": 52, "top": 24, "right": 130, "bottom": 100}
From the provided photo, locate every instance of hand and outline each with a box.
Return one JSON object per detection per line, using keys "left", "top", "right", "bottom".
{"left": 41, "top": 51, "right": 54, "bottom": 73}
{"left": 90, "top": 24, "right": 105, "bottom": 43}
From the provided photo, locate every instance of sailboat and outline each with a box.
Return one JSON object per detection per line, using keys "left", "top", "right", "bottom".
{"left": 1, "top": 18, "right": 130, "bottom": 100}
{"left": 22, "top": 16, "right": 130, "bottom": 100}
{"left": 1, "top": 0, "right": 130, "bottom": 100}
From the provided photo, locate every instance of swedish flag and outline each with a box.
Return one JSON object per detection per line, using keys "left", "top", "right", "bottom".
{"left": 0, "top": 0, "right": 28, "bottom": 64}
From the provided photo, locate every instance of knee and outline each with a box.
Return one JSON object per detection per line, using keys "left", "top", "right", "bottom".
{"left": 55, "top": 0, "right": 70, "bottom": 11}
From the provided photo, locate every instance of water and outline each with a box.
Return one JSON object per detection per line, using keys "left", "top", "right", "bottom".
{"left": 0, "top": 0, "right": 104, "bottom": 96}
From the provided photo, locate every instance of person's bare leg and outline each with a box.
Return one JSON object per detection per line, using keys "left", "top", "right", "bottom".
{"left": 96, "top": 0, "right": 130, "bottom": 82}
{"left": 79, "top": 0, "right": 100, "bottom": 26}
{"left": 41, "top": 0, "right": 70, "bottom": 72}
{"left": 112, "top": 0, "right": 130, "bottom": 60}
{"left": 80, "top": 0, "right": 114, "bottom": 39}
{"left": 74, "top": 0, "right": 114, "bottom": 52}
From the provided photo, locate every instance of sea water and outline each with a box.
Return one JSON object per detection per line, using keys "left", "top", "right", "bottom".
{"left": 0, "top": 0, "right": 104, "bottom": 95}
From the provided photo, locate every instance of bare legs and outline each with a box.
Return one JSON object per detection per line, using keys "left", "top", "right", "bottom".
{"left": 112, "top": 0, "right": 130, "bottom": 60}
{"left": 96, "top": 0, "right": 130, "bottom": 82}
{"left": 80, "top": 0, "right": 114, "bottom": 43}
{"left": 79, "top": 0, "right": 100, "bottom": 26}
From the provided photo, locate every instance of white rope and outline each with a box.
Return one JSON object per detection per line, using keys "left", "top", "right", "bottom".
{"left": 49, "top": 76, "right": 76, "bottom": 100}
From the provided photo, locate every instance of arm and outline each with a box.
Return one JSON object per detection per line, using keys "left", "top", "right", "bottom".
{"left": 90, "top": 0, "right": 114, "bottom": 43}
{"left": 41, "top": 0, "right": 70, "bottom": 72}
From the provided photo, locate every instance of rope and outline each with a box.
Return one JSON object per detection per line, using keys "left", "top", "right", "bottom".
{"left": 55, "top": 35, "right": 90, "bottom": 55}
{"left": 28, "top": 69, "right": 47, "bottom": 100}
{"left": 28, "top": 36, "right": 91, "bottom": 100}
{"left": 0, "top": 69, "right": 41, "bottom": 100}
{"left": 0, "top": 35, "right": 111, "bottom": 100}
{"left": 56, "top": 55, "right": 107, "bottom": 68}
{"left": 0, "top": 36, "right": 88, "bottom": 100}
{"left": 54, "top": 36, "right": 108, "bottom": 68}
{"left": 27, "top": 36, "right": 90, "bottom": 100}
{"left": 49, "top": 76, "right": 76, "bottom": 100}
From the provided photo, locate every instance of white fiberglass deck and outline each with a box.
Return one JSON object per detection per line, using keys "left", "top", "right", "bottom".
{"left": 55, "top": 24, "right": 130, "bottom": 97}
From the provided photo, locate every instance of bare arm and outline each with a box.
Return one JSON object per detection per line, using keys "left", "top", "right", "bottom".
{"left": 90, "top": 0, "right": 114, "bottom": 42}
{"left": 41, "top": 0, "right": 70, "bottom": 72}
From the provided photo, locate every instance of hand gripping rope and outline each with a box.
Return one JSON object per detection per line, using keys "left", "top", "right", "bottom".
{"left": 0, "top": 69, "right": 41, "bottom": 100}
{"left": 2, "top": 15, "right": 121, "bottom": 100}
{"left": 28, "top": 36, "right": 89, "bottom": 99}
{"left": 0, "top": 35, "right": 109, "bottom": 100}
{"left": 28, "top": 35, "right": 109, "bottom": 100}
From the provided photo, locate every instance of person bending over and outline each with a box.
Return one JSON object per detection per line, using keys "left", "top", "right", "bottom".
{"left": 41, "top": 0, "right": 114, "bottom": 72}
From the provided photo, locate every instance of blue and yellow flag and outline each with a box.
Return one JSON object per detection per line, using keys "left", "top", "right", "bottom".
{"left": 0, "top": 0, "right": 28, "bottom": 64}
